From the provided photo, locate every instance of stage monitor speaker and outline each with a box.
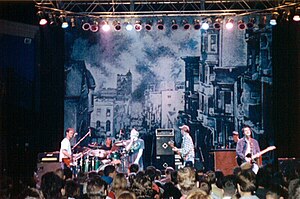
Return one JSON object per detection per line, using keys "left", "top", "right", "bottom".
{"left": 156, "top": 129, "right": 174, "bottom": 156}
{"left": 155, "top": 155, "right": 175, "bottom": 170}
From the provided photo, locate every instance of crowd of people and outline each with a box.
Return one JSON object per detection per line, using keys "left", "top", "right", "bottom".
{"left": 1, "top": 159, "right": 300, "bottom": 199}
{"left": 1, "top": 125, "right": 299, "bottom": 199}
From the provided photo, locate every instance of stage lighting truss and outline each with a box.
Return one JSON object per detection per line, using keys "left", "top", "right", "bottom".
{"left": 201, "top": 18, "right": 211, "bottom": 30}
{"left": 213, "top": 17, "right": 223, "bottom": 30}
{"left": 125, "top": 22, "right": 133, "bottom": 31}
{"left": 82, "top": 21, "right": 91, "bottom": 31}
{"left": 134, "top": 20, "right": 143, "bottom": 31}
{"left": 100, "top": 20, "right": 109, "bottom": 32}
{"left": 270, "top": 12, "right": 279, "bottom": 25}
{"left": 59, "top": 15, "right": 68, "bottom": 29}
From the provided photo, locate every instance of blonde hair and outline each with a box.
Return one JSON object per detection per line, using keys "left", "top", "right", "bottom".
{"left": 112, "top": 173, "right": 128, "bottom": 197}
{"left": 177, "top": 167, "right": 196, "bottom": 193}
{"left": 186, "top": 189, "right": 211, "bottom": 199}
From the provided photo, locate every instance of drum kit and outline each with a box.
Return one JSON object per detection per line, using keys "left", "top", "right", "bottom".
{"left": 72, "top": 137, "right": 129, "bottom": 174}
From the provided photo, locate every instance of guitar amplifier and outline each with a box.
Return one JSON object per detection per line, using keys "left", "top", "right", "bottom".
{"left": 156, "top": 129, "right": 174, "bottom": 156}
{"left": 38, "top": 151, "right": 60, "bottom": 162}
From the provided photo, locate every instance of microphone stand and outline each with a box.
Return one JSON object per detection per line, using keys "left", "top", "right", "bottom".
{"left": 72, "top": 128, "right": 91, "bottom": 150}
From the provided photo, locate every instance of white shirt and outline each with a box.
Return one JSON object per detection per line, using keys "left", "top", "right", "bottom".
{"left": 59, "top": 137, "right": 71, "bottom": 162}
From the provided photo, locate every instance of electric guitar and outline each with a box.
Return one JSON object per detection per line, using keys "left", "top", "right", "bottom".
{"left": 168, "top": 140, "right": 184, "bottom": 163}
{"left": 62, "top": 153, "right": 83, "bottom": 167}
{"left": 237, "top": 146, "right": 276, "bottom": 165}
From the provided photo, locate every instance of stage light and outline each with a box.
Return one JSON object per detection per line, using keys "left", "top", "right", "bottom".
{"left": 213, "top": 17, "right": 222, "bottom": 30}
{"left": 270, "top": 12, "right": 279, "bottom": 26}
{"left": 91, "top": 20, "right": 99, "bottom": 32}
{"left": 113, "top": 20, "right": 121, "bottom": 31}
{"left": 48, "top": 13, "right": 58, "bottom": 27}
{"left": 193, "top": 19, "right": 201, "bottom": 30}
{"left": 82, "top": 22, "right": 90, "bottom": 31}
{"left": 282, "top": 10, "right": 291, "bottom": 22}
{"left": 171, "top": 19, "right": 179, "bottom": 30}
{"left": 125, "top": 22, "right": 133, "bottom": 31}
{"left": 225, "top": 18, "right": 234, "bottom": 30}
{"left": 293, "top": 7, "right": 300, "bottom": 21}
{"left": 70, "top": 17, "right": 76, "bottom": 28}
{"left": 182, "top": 19, "right": 190, "bottom": 30}
{"left": 157, "top": 19, "right": 164, "bottom": 30}
{"left": 258, "top": 16, "right": 267, "bottom": 29}
{"left": 37, "top": 11, "right": 47, "bottom": 26}
{"left": 101, "top": 21, "right": 109, "bottom": 32}
{"left": 238, "top": 20, "right": 246, "bottom": 30}
{"left": 60, "top": 15, "right": 68, "bottom": 29}
{"left": 247, "top": 18, "right": 255, "bottom": 29}
{"left": 134, "top": 20, "right": 142, "bottom": 31}
{"left": 145, "top": 20, "right": 152, "bottom": 31}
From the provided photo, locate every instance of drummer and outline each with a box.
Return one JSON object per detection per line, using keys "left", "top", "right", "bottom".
{"left": 99, "top": 136, "right": 113, "bottom": 151}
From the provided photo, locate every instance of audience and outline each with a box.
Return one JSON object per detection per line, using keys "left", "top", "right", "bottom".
{"left": 2, "top": 155, "right": 300, "bottom": 199}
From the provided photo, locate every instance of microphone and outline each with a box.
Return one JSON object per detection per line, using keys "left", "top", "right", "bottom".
{"left": 89, "top": 128, "right": 92, "bottom": 137}
{"left": 74, "top": 132, "right": 78, "bottom": 136}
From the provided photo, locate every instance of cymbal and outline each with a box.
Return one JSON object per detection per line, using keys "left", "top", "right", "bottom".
{"left": 114, "top": 140, "right": 126, "bottom": 147}
{"left": 88, "top": 142, "right": 101, "bottom": 148}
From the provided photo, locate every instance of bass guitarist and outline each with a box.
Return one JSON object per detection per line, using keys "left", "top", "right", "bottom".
{"left": 171, "top": 125, "right": 195, "bottom": 167}
{"left": 59, "top": 128, "right": 76, "bottom": 169}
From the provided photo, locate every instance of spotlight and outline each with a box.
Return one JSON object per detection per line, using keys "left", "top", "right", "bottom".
{"left": 225, "top": 18, "right": 234, "bottom": 30}
{"left": 59, "top": 15, "right": 68, "bottom": 29}
{"left": 91, "top": 20, "right": 99, "bottom": 32}
{"left": 182, "top": 19, "right": 190, "bottom": 30}
{"left": 82, "top": 21, "right": 90, "bottom": 31}
{"left": 70, "top": 17, "right": 76, "bottom": 28}
{"left": 113, "top": 20, "right": 121, "bottom": 31}
{"left": 145, "top": 20, "right": 152, "bottom": 31}
{"left": 293, "top": 7, "right": 300, "bottom": 21}
{"left": 100, "top": 21, "right": 109, "bottom": 32}
{"left": 246, "top": 18, "right": 255, "bottom": 29}
{"left": 157, "top": 19, "right": 164, "bottom": 30}
{"left": 171, "top": 19, "right": 179, "bottom": 30}
{"left": 270, "top": 12, "right": 279, "bottom": 26}
{"left": 238, "top": 20, "right": 246, "bottom": 30}
{"left": 193, "top": 19, "right": 201, "bottom": 30}
{"left": 37, "top": 11, "right": 47, "bottom": 26}
{"left": 125, "top": 22, "right": 133, "bottom": 31}
{"left": 258, "top": 16, "right": 267, "bottom": 29}
{"left": 134, "top": 20, "right": 142, "bottom": 31}
{"left": 213, "top": 17, "right": 222, "bottom": 30}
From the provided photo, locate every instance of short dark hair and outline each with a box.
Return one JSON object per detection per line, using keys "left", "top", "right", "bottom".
{"left": 129, "top": 163, "right": 139, "bottom": 173}
{"left": 103, "top": 165, "right": 116, "bottom": 176}
{"left": 237, "top": 170, "right": 257, "bottom": 193}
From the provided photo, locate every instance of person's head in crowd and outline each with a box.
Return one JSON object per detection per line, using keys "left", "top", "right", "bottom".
{"left": 86, "top": 176, "right": 108, "bottom": 199}
{"left": 266, "top": 190, "right": 283, "bottom": 199}
{"left": 129, "top": 163, "right": 139, "bottom": 174}
{"left": 55, "top": 168, "right": 64, "bottom": 179}
{"left": 221, "top": 175, "right": 237, "bottom": 198}
{"left": 145, "top": 166, "right": 157, "bottom": 182}
{"left": 165, "top": 167, "right": 175, "bottom": 176}
{"left": 117, "top": 190, "right": 136, "bottom": 199}
{"left": 40, "top": 172, "right": 64, "bottom": 199}
{"left": 233, "top": 166, "right": 242, "bottom": 176}
{"left": 206, "top": 170, "right": 217, "bottom": 185}
{"left": 103, "top": 165, "right": 116, "bottom": 177}
{"left": 186, "top": 189, "right": 210, "bottom": 199}
{"left": 64, "top": 179, "right": 80, "bottom": 199}
{"left": 155, "top": 169, "right": 162, "bottom": 181}
{"left": 236, "top": 170, "right": 257, "bottom": 196}
{"left": 177, "top": 167, "right": 196, "bottom": 194}
{"left": 289, "top": 178, "right": 300, "bottom": 199}
{"left": 232, "top": 131, "right": 239, "bottom": 143}
{"left": 111, "top": 173, "right": 128, "bottom": 197}
{"left": 129, "top": 174, "right": 155, "bottom": 199}
{"left": 18, "top": 187, "right": 44, "bottom": 199}
{"left": 215, "top": 170, "right": 224, "bottom": 188}
{"left": 170, "top": 170, "right": 179, "bottom": 184}
{"left": 198, "top": 179, "right": 211, "bottom": 195}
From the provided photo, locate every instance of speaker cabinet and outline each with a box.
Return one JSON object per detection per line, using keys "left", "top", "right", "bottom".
{"left": 213, "top": 150, "right": 238, "bottom": 175}
{"left": 155, "top": 155, "right": 175, "bottom": 170}
{"left": 156, "top": 129, "right": 174, "bottom": 156}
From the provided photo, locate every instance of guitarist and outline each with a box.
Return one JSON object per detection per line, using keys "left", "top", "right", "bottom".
{"left": 236, "top": 125, "right": 260, "bottom": 174}
{"left": 59, "top": 128, "right": 76, "bottom": 169}
{"left": 171, "top": 125, "right": 195, "bottom": 167}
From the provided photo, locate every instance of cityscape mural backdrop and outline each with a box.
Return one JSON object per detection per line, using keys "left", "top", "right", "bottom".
{"left": 64, "top": 16, "right": 274, "bottom": 169}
